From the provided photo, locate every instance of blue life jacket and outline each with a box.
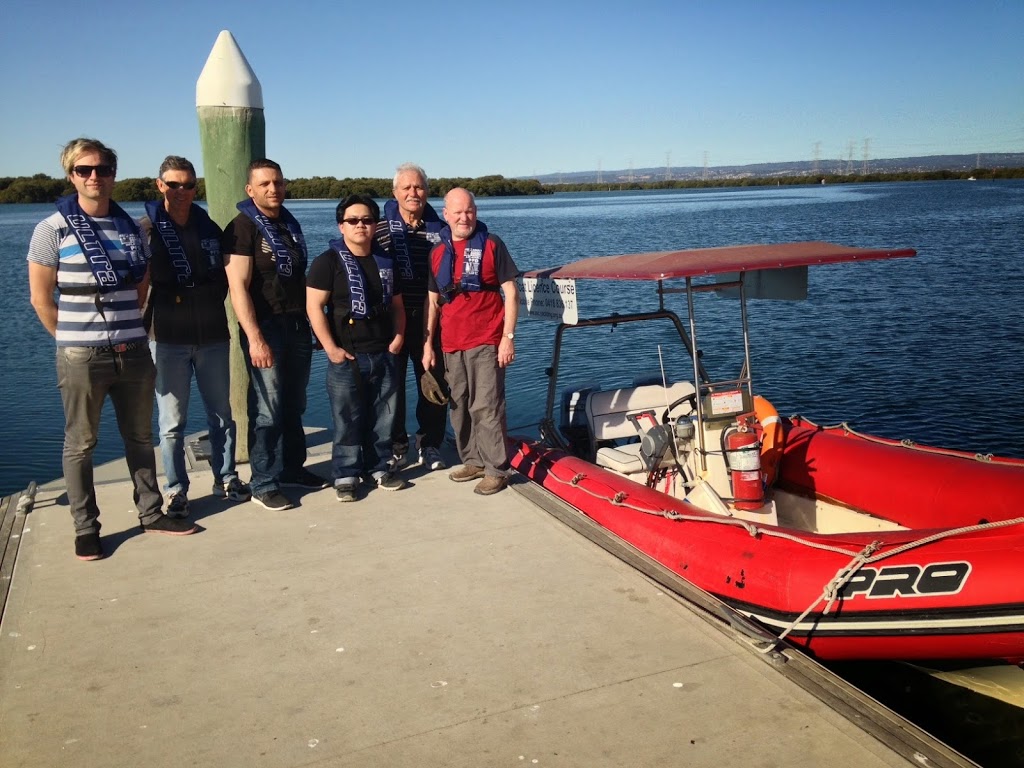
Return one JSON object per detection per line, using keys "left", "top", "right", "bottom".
{"left": 434, "top": 221, "right": 490, "bottom": 304}
{"left": 55, "top": 194, "right": 147, "bottom": 292}
{"left": 382, "top": 199, "right": 443, "bottom": 281}
{"left": 144, "top": 201, "right": 222, "bottom": 287}
{"left": 329, "top": 237, "right": 394, "bottom": 320}
{"left": 236, "top": 198, "right": 307, "bottom": 277}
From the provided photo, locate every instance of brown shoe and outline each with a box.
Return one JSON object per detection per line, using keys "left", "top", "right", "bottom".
{"left": 449, "top": 465, "right": 485, "bottom": 483}
{"left": 473, "top": 475, "right": 508, "bottom": 496}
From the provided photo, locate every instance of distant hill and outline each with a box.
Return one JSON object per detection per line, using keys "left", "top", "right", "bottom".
{"left": 528, "top": 153, "right": 1024, "bottom": 184}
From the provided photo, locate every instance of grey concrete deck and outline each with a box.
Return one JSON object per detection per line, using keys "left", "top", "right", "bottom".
{"left": 0, "top": 437, "right": 963, "bottom": 767}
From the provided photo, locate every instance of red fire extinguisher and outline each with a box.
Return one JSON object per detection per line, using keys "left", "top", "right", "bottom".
{"left": 724, "top": 416, "right": 764, "bottom": 510}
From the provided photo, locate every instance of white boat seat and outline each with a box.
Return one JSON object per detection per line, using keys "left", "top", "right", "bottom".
{"left": 595, "top": 443, "right": 646, "bottom": 474}
{"left": 586, "top": 381, "right": 696, "bottom": 473}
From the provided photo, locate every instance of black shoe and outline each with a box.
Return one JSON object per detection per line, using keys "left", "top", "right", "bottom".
{"left": 212, "top": 477, "right": 252, "bottom": 502}
{"left": 280, "top": 469, "right": 329, "bottom": 489}
{"left": 141, "top": 515, "right": 198, "bottom": 536}
{"left": 252, "top": 489, "right": 295, "bottom": 511}
{"left": 75, "top": 533, "right": 104, "bottom": 561}
{"left": 335, "top": 486, "right": 359, "bottom": 503}
{"left": 374, "top": 471, "right": 409, "bottom": 491}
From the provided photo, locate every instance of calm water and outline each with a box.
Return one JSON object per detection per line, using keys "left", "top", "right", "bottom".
{"left": 3, "top": 182, "right": 1024, "bottom": 496}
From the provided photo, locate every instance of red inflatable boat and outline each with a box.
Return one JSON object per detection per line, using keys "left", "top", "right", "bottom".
{"left": 511, "top": 243, "right": 1024, "bottom": 662}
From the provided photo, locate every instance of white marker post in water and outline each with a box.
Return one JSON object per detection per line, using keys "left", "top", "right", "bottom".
{"left": 196, "top": 30, "right": 265, "bottom": 459}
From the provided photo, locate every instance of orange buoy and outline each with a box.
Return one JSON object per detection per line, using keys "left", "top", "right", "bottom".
{"left": 753, "top": 395, "right": 784, "bottom": 486}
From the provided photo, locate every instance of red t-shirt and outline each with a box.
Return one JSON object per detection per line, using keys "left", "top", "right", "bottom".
{"left": 428, "top": 233, "right": 519, "bottom": 353}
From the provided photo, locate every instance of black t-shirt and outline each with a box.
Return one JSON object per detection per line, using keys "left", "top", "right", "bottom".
{"left": 222, "top": 211, "right": 307, "bottom": 321}
{"left": 306, "top": 249, "right": 404, "bottom": 354}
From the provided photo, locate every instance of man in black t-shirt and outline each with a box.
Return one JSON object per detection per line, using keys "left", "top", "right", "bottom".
{"left": 223, "top": 159, "right": 327, "bottom": 512}
{"left": 307, "top": 194, "right": 408, "bottom": 502}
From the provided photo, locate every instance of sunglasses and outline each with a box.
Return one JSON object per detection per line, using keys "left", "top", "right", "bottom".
{"left": 162, "top": 180, "right": 197, "bottom": 190}
{"left": 72, "top": 164, "right": 115, "bottom": 178}
{"left": 341, "top": 217, "right": 376, "bottom": 226}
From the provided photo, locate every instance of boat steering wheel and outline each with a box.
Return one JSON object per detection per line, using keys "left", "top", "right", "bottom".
{"left": 662, "top": 392, "right": 698, "bottom": 424}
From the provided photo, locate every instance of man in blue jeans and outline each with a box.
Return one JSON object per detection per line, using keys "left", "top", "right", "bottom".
{"left": 306, "top": 194, "right": 408, "bottom": 502}
{"left": 143, "top": 155, "right": 250, "bottom": 517}
{"left": 223, "top": 159, "right": 327, "bottom": 510}
{"left": 374, "top": 163, "right": 448, "bottom": 472}
{"left": 27, "top": 137, "right": 196, "bottom": 560}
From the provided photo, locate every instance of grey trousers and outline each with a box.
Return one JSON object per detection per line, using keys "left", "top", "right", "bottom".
{"left": 444, "top": 345, "right": 510, "bottom": 476}
{"left": 56, "top": 345, "right": 163, "bottom": 535}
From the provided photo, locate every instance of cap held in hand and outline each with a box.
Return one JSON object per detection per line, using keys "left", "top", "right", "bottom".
{"left": 420, "top": 369, "right": 450, "bottom": 406}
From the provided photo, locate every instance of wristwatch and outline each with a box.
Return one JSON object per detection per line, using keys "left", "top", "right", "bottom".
{"left": 505, "top": 332, "right": 515, "bottom": 340}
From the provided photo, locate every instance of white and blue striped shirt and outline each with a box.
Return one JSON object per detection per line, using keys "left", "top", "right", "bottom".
{"left": 27, "top": 211, "right": 150, "bottom": 347}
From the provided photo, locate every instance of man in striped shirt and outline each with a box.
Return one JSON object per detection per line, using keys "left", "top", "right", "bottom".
{"left": 27, "top": 138, "right": 197, "bottom": 561}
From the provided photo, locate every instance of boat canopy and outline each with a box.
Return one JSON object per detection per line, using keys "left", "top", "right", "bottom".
{"left": 525, "top": 241, "right": 916, "bottom": 281}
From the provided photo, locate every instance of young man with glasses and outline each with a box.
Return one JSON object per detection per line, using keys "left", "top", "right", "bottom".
{"left": 27, "top": 138, "right": 197, "bottom": 561}
{"left": 142, "top": 155, "right": 250, "bottom": 519}
{"left": 307, "top": 194, "right": 408, "bottom": 502}
{"left": 223, "top": 159, "right": 326, "bottom": 511}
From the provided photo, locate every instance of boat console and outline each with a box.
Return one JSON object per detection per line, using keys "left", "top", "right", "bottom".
{"left": 557, "top": 378, "right": 780, "bottom": 525}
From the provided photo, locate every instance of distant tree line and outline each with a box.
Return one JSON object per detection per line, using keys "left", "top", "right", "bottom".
{"left": 284, "top": 174, "right": 550, "bottom": 199}
{"left": 0, "top": 174, "right": 73, "bottom": 204}
{"left": 2, "top": 168, "right": 1020, "bottom": 205}
{"left": 544, "top": 167, "right": 1024, "bottom": 193}
{"left": 0, "top": 173, "right": 547, "bottom": 204}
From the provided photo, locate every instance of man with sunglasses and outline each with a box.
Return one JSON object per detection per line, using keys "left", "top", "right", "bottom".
{"left": 223, "top": 159, "right": 326, "bottom": 511}
{"left": 27, "top": 137, "right": 197, "bottom": 561}
{"left": 307, "top": 195, "right": 408, "bottom": 502}
{"left": 142, "top": 155, "right": 250, "bottom": 519}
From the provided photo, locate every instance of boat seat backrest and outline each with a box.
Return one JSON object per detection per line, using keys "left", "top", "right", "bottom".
{"left": 585, "top": 381, "right": 696, "bottom": 444}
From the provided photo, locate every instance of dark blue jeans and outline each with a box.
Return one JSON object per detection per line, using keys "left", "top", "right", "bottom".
{"left": 241, "top": 314, "right": 313, "bottom": 495}
{"left": 326, "top": 352, "right": 397, "bottom": 487}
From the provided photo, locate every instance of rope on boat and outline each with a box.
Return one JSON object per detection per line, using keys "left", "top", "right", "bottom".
{"left": 752, "top": 541, "right": 883, "bottom": 653}
{"left": 793, "top": 415, "right": 1024, "bottom": 467}
{"left": 516, "top": 443, "right": 1024, "bottom": 655}
{"left": 752, "top": 515, "right": 1024, "bottom": 654}
{"left": 524, "top": 445, "right": 1024, "bottom": 555}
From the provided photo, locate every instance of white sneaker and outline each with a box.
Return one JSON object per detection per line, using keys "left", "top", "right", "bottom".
{"left": 420, "top": 445, "right": 447, "bottom": 471}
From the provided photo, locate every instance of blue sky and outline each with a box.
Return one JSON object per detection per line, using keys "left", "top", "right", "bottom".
{"left": 2, "top": 0, "right": 1021, "bottom": 180}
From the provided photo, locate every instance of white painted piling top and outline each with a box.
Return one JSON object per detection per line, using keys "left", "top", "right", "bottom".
{"left": 196, "top": 30, "right": 263, "bottom": 109}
